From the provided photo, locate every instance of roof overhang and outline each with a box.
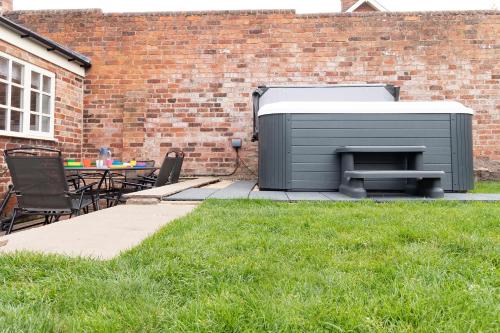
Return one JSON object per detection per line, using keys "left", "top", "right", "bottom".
{"left": 346, "top": 0, "right": 388, "bottom": 12}
{"left": 0, "top": 16, "right": 90, "bottom": 76}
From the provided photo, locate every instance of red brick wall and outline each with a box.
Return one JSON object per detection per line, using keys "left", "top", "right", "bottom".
{"left": 6, "top": 9, "right": 500, "bottom": 176}
{"left": 0, "top": 0, "right": 13, "bottom": 12}
{"left": 0, "top": 40, "right": 84, "bottom": 193}
{"left": 341, "top": 0, "right": 359, "bottom": 12}
{"left": 354, "top": 3, "right": 379, "bottom": 12}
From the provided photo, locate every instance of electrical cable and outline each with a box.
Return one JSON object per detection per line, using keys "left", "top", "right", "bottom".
{"left": 238, "top": 151, "right": 257, "bottom": 176}
{"left": 188, "top": 147, "right": 257, "bottom": 178}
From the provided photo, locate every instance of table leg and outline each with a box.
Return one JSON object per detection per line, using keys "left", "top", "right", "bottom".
{"left": 97, "top": 170, "right": 109, "bottom": 190}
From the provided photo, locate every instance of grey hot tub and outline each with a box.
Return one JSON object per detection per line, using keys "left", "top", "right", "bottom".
{"left": 255, "top": 93, "right": 474, "bottom": 192}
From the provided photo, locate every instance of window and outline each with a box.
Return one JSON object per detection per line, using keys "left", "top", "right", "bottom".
{"left": 0, "top": 52, "right": 55, "bottom": 139}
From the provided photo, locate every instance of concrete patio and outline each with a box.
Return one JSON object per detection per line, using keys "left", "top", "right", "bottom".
{"left": 165, "top": 180, "right": 500, "bottom": 202}
{"left": 0, "top": 178, "right": 217, "bottom": 259}
{"left": 0, "top": 202, "right": 198, "bottom": 259}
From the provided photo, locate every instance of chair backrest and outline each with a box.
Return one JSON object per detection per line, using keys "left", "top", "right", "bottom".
{"left": 154, "top": 151, "right": 184, "bottom": 187}
{"left": 169, "top": 151, "right": 184, "bottom": 184}
{"left": 4, "top": 146, "right": 72, "bottom": 210}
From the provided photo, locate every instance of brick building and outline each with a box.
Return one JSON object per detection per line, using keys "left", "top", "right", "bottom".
{"left": 341, "top": 0, "right": 387, "bottom": 13}
{"left": 0, "top": 0, "right": 498, "bottom": 191}
{"left": 0, "top": 11, "right": 90, "bottom": 193}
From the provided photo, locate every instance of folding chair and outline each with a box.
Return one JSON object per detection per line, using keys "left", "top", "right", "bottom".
{"left": 3, "top": 146, "right": 99, "bottom": 234}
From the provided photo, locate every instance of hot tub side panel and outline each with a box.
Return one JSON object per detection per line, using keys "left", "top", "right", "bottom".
{"left": 258, "top": 114, "right": 291, "bottom": 190}
{"left": 450, "top": 114, "right": 474, "bottom": 191}
{"left": 290, "top": 113, "right": 455, "bottom": 191}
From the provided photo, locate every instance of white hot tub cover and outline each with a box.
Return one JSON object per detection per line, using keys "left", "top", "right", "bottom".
{"left": 257, "top": 101, "right": 474, "bottom": 117}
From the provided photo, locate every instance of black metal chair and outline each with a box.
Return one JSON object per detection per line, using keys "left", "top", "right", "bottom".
{"left": 3, "top": 146, "right": 99, "bottom": 234}
{"left": 0, "top": 184, "right": 15, "bottom": 232}
{"left": 116, "top": 151, "right": 184, "bottom": 195}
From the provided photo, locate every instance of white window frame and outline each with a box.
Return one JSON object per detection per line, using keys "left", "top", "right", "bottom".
{"left": 0, "top": 51, "right": 56, "bottom": 141}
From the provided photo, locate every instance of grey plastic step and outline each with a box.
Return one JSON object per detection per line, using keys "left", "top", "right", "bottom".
{"left": 336, "top": 146, "right": 426, "bottom": 153}
{"left": 344, "top": 170, "right": 444, "bottom": 179}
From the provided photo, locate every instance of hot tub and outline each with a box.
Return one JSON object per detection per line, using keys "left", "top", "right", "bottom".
{"left": 256, "top": 100, "right": 474, "bottom": 192}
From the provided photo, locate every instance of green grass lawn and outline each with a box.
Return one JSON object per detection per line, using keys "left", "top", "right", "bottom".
{"left": 472, "top": 181, "right": 500, "bottom": 193}
{"left": 1, "top": 200, "right": 499, "bottom": 332}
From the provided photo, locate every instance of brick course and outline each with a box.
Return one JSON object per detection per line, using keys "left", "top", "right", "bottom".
{"left": 5, "top": 9, "right": 500, "bottom": 176}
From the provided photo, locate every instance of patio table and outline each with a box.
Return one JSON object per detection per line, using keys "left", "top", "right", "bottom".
{"left": 65, "top": 166, "right": 158, "bottom": 188}
{"left": 65, "top": 166, "right": 158, "bottom": 205}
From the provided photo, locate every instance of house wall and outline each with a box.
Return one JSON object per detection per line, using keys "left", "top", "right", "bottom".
{"left": 354, "top": 3, "right": 379, "bottom": 12}
{"left": 5, "top": 9, "right": 500, "bottom": 177}
{"left": 0, "top": 39, "right": 84, "bottom": 193}
{"left": 341, "top": 0, "right": 359, "bottom": 12}
{"left": 0, "top": 0, "right": 13, "bottom": 12}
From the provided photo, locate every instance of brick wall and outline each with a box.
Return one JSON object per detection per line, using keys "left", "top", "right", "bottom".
{"left": 341, "top": 0, "right": 359, "bottom": 12}
{"left": 5, "top": 9, "right": 500, "bottom": 176}
{"left": 354, "top": 3, "right": 379, "bottom": 12}
{"left": 0, "top": 39, "right": 84, "bottom": 193}
{"left": 0, "top": 0, "right": 13, "bottom": 12}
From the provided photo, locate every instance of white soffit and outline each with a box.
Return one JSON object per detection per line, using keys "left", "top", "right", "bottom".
{"left": 346, "top": 0, "right": 388, "bottom": 12}
{"left": 0, "top": 25, "right": 86, "bottom": 76}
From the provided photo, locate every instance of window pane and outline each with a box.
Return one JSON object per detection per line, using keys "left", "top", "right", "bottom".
{"left": 10, "top": 110, "right": 22, "bottom": 132}
{"left": 11, "top": 86, "right": 23, "bottom": 109}
{"left": 0, "top": 108, "right": 6, "bottom": 130}
{"left": 30, "top": 114, "right": 40, "bottom": 131}
{"left": 42, "top": 116, "right": 50, "bottom": 133}
{"left": 0, "top": 57, "right": 8, "bottom": 81}
{"left": 30, "top": 91, "right": 40, "bottom": 112}
{"left": 42, "top": 76, "right": 51, "bottom": 93}
{"left": 31, "top": 72, "right": 41, "bottom": 90}
{"left": 0, "top": 82, "right": 6, "bottom": 105}
{"left": 11, "top": 62, "right": 23, "bottom": 85}
{"left": 42, "top": 95, "right": 50, "bottom": 114}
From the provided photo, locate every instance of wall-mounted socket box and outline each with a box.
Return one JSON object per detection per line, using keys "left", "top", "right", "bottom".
{"left": 231, "top": 138, "right": 242, "bottom": 149}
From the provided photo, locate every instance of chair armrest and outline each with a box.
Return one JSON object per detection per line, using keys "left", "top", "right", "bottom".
{"left": 115, "top": 180, "right": 152, "bottom": 189}
{"left": 66, "top": 174, "right": 88, "bottom": 187}
{"left": 68, "top": 182, "right": 98, "bottom": 194}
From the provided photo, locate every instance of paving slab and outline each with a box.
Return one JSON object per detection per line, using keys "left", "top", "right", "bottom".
{"left": 249, "top": 191, "right": 290, "bottom": 201}
{"left": 287, "top": 192, "right": 330, "bottom": 201}
{"left": 338, "top": 192, "right": 500, "bottom": 202}
{"left": 441, "top": 193, "right": 500, "bottom": 201}
{"left": 0, "top": 202, "right": 198, "bottom": 260}
{"left": 123, "top": 177, "right": 219, "bottom": 201}
{"left": 204, "top": 180, "right": 234, "bottom": 189}
{"left": 321, "top": 192, "right": 357, "bottom": 201}
{"left": 167, "top": 188, "right": 219, "bottom": 201}
{"left": 209, "top": 180, "right": 257, "bottom": 199}
{"left": 357, "top": 193, "right": 500, "bottom": 202}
